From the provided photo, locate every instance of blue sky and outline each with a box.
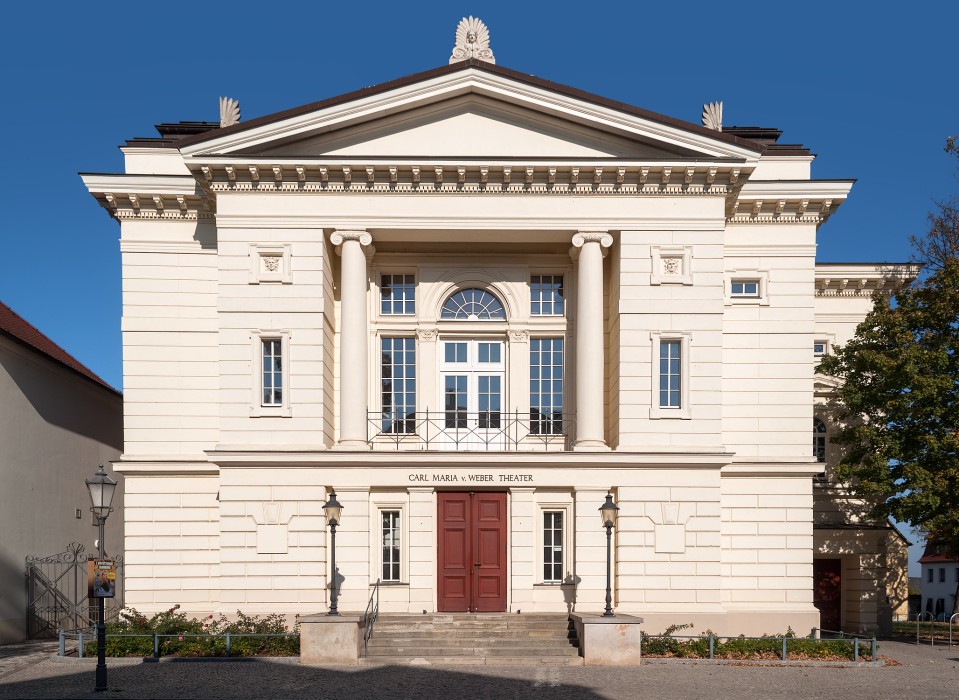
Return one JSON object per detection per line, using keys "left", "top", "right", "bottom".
{"left": 2, "top": 2, "right": 952, "bottom": 571}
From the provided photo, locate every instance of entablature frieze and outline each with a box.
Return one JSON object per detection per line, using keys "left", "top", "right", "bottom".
{"left": 185, "top": 161, "right": 749, "bottom": 196}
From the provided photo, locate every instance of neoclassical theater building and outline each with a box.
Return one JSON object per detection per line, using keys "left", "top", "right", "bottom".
{"left": 82, "top": 19, "right": 908, "bottom": 635}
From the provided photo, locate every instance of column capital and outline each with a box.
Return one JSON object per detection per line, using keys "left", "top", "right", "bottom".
{"left": 571, "top": 231, "right": 613, "bottom": 249}
{"left": 330, "top": 229, "right": 373, "bottom": 247}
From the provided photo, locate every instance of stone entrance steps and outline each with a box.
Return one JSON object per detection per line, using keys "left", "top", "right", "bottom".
{"left": 362, "top": 613, "right": 583, "bottom": 665}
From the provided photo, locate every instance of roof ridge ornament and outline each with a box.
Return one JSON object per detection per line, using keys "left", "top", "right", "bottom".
{"left": 449, "top": 16, "right": 495, "bottom": 64}
{"left": 702, "top": 101, "right": 722, "bottom": 132}
{"left": 219, "top": 97, "right": 241, "bottom": 128}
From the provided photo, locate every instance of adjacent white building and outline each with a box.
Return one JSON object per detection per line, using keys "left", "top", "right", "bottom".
{"left": 81, "top": 21, "right": 909, "bottom": 635}
{"left": 919, "top": 543, "right": 959, "bottom": 619}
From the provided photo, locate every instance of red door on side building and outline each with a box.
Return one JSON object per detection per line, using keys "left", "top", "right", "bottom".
{"left": 813, "top": 558, "right": 842, "bottom": 631}
{"left": 437, "top": 492, "right": 507, "bottom": 612}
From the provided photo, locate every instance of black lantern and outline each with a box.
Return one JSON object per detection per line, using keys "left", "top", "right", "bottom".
{"left": 323, "top": 490, "right": 344, "bottom": 615}
{"left": 85, "top": 465, "right": 117, "bottom": 692}
{"left": 599, "top": 492, "right": 619, "bottom": 617}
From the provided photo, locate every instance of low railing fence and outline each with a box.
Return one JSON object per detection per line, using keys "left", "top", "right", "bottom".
{"left": 642, "top": 632, "right": 878, "bottom": 663}
{"left": 364, "top": 578, "right": 380, "bottom": 655}
{"left": 58, "top": 630, "right": 298, "bottom": 658}
{"left": 368, "top": 411, "right": 574, "bottom": 451}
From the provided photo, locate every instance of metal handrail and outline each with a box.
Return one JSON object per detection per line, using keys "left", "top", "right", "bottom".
{"left": 916, "top": 611, "right": 935, "bottom": 645}
{"left": 364, "top": 579, "right": 380, "bottom": 656}
{"left": 368, "top": 410, "right": 574, "bottom": 451}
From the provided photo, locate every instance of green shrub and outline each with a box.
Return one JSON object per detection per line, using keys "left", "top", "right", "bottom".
{"left": 83, "top": 605, "right": 299, "bottom": 657}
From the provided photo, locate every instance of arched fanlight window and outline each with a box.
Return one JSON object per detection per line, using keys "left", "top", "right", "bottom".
{"left": 813, "top": 418, "right": 827, "bottom": 463}
{"left": 441, "top": 288, "right": 506, "bottom": 320}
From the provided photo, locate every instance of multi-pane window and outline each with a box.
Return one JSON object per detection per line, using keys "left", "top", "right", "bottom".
{"left": 381, "top": 511, "right": 400, "bottom": 582}
{"left": 814, "top": 419, "right": 827, "bottom": 463}
{"left": 543, "top": 511, "right": 564, "bottom": 582}
{"left": 814, "top": 341, "right": 827, "bottom": 357}
{"left": 381, "top": 337, "right": 416, "bottom": 433}
{"left": 530, "top": 338, "right": 564, "bottom": 435}
{"left": 941, "top": 568, "right": 947, "bottom": 583}
{"left": 730, "top": 279, "right": 760, "bottom": 298}
{"left": 380, "top": 274, "right": 415, "bottom": 315}
{"left": 659, "top": 340, "right": 682, "bottom": 409}
{"left": 530, "top": 275, "right": 565, "bottom": 316}
{"left": 262, "top": 339, "right": 283, "bottom": 406}
{"left": 441, "top": 288, "right": 506, "bottom": 320}
{"left": 444, "top": 375, "right": 468, "bottom": 428}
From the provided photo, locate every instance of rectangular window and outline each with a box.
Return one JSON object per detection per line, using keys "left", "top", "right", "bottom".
{"left": 380, "top": 274, "right": 415, "bottom": 315}
{"left": 381, "top": 510, "right": 401, "bottom": 582}
{"left": 444, "top": 375, "right": 468, "bottom": 428}
{"left": 929, "top": 568, "right": 935, "bottom": 583}
{"left": 530, "top": 338, "right": 564, "bottom": 435}
{"left": 814, "top": 341, "right": 827, "bottom": 357}
{"left": 530, "top": 275, "right": 565, "bottom": 316}
{"left": 660, "top": 340, "right": 682, "bottom": 409}
{"left": 955, "top": 568, "right": 959, "bottom": 583}
{"left": 543, "top": 511, "right": 564, "bottom": 583}
{"left": 262, "top": 339, "right": 283, "bottom": 406}
{"left": 730, "top": 279, "right": 760, "bottom": 298}
{"left": 940, "top": 568, "right": 946, "bottom": 583}
{"left": 381, "top": 337, "right": 416, "bottom": 434}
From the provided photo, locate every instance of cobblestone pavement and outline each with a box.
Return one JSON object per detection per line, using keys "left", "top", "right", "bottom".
{"left": 0, "top": 638, "right": 957, "bottom": 699}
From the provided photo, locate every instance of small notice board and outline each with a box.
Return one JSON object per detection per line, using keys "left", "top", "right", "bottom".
{"left": 88, "top": 559, "right": 116, "bottom": 599}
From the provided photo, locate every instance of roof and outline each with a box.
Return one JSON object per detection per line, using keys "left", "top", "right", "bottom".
{"left": 0, "top": 300, "right": 120, "bottom": 396}
{"left": 919, "top": 542, "right": 959, "bottom": 564}
{"left": 175, "top": 60, "right": 766, "bottom": 154}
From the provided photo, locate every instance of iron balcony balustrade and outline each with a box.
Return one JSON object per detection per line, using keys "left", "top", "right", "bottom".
{"left": 368, "top": 410, "right": 575, "bottom": 451}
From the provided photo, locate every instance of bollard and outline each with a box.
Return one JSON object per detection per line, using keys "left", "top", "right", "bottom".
{"left": 154, "top": 633, "right": 159, "bottom": 658}
{"left": 58, "top": 630, "right": 65, "bottom": 657}
{"left": 226, "top": 633, "right": 231, "bottom": 658}
{"left": 782, "top": 637, "right": 787, "bottom": 661}
{"left": 78, "top": 632, "right": 84, "bottom": 658}
{"left": 709, "top": 635, "right": 714, "bottom": 659}
{"left": 871, "top": 637, "right": 877, "bottom": 662}
{"left": 854, "top": 638, "right": 859, "bottom": 663}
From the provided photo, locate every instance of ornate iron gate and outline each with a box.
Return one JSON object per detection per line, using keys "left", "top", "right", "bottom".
{"left": 25, "top": 543, "right": 124, "bottom": 639}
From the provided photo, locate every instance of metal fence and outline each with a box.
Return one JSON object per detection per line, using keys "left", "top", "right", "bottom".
{"left": 368, "top": 410, "right": 574, "bottom": 451}
{"left": 58, "top": 630, "right": 299, "bottom": 658}
{"left": 641, "top": 632, "right": 878, "bottom": 663}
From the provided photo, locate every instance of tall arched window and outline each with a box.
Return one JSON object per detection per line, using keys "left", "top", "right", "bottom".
{"left": 441, "top": 288, "right": 505, "bottom": 320}
{"left": 813, "top": 418, "right": 827, "bottom": 463}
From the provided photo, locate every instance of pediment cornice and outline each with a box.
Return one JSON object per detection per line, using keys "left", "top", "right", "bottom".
{"left": 80, "top": 173, "right": 214, "bottom": 221}
{"left": 726, "top": 179, "right": 854, "bottom": 226}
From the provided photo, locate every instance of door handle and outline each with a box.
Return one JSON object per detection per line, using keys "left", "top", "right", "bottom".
{"left": 474, "top": 562, "right": 481, "bottom": 567}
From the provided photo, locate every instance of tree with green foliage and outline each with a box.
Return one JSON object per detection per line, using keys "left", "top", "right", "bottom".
{"left": 819, "top": 137, "right": 959, "bottom": 613}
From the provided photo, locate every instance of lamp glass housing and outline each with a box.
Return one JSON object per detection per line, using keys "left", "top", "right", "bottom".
{"left": 599, "top": 492, "right": 619, "bottom": 528}
{"left": 323, "top": 491, "right": 344, "bottom": 526}
{"left": 86, "top": 465, "right": 117, "bottom": 520}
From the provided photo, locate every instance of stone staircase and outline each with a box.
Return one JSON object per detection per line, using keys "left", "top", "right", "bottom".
{"left": 362, "top": 613, "right": 583, "bottom": 665}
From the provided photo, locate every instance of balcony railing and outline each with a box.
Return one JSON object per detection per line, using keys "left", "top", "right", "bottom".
{"left": 368, "top": 411, "right": 575, "bottom": 451}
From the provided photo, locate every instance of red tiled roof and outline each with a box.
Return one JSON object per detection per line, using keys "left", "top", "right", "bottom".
{"left": 0, "top": 300, "right": 119, "bottom": 395}
{"left": 918, "top": 542, "right": 959, "bottom": 564}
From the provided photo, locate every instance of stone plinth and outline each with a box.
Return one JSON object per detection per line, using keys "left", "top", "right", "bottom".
{"left": 299, "top": 614, "right": 366, "bottom": 665}
{"left": 570, "top": 613, "right": 643, "bottom": 665}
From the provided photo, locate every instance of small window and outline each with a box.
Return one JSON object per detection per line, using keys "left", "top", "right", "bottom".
{"left": 659, "top": 340, "right": 682, "bottom": 409}
{"left": 381, "top": 510, "right": 401, "bottom": 582}
{"left": 940, "top": 568, "right": 947, "bottom": 583}
{"left": 441, "top": 288, "right": 505, "bottom": 320}
{"left": 478, "top": 342, "right": 501, "bottom": 363}
{"left": 955, "top": 567, "right": 958, "bottom": 583}
{"left": 813, "top": 419, "right": 827, "bottom": 463}
{"left": 444, "top": 342, "right": 468, "bottom": 363}
{"left": 929, "top": 568, "right": 935, "bottom": 583}
{"left": 543, "top": 511, "right": 564, "bottom": 583}
{"left": 530, "top": 275, "right": 565, "bottom": 316}
{"left": 730, "top": 279, "right": 760, "bottom": 298}
{"left": 380, "top": 275, "right": 415, "bottom": 315}
{"left": 262, "top": 339, "right": 283, "bottom": 406}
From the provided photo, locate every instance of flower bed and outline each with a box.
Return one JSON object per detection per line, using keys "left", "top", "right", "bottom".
{"left": 641, "top": 623, "right": 874, "bottom": 662}
{"left": 82, "top": 605, "right": 300, "bottom": 657}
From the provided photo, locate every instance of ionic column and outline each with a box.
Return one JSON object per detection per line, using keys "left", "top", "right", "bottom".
{"left": 571, "top": 231, "right": 612, "bottom": 451}
{"left": 331, "top": 230, "right": 373, "bottom": 449}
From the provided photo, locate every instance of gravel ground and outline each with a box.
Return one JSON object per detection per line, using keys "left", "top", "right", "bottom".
{"left": 0, "top": 638, "right": 957, "bottom": 699}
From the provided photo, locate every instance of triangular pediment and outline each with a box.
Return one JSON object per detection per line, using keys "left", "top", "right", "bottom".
{"left": 179, "top": 62, "right": 762, "bottom": 162}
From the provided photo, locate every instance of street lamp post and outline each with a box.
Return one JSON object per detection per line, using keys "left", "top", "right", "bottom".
{"left": 323, "top": 490, "right": 344, "bottom": 616}
{"left": 85, "top": 465, "right": 117, "bottom": 692}
{"left": 599, "top": 491, "right": 619, "bottom": 617}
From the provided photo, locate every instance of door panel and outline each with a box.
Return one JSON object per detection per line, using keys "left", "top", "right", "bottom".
{"left": 813, "top": 558, "right": 842, "bottom": 631}
{"left": 437, "top": 492, "right": 507, "bottom": 612}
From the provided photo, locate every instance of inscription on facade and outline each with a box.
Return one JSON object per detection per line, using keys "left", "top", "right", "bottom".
{"left": 409, "top": 473, "right": 533, "bottom": 483}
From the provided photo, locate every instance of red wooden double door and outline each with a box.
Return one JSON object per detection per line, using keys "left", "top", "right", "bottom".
{"left": 437, "top": 492, "right": 507, "bottom": 612}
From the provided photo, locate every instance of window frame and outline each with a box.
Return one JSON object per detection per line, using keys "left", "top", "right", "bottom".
{"left": 379, "top": 273, "right": 416, "bottom": 316}
{"left": 730, "top": 279, "right": 761, "bottom": 298}
{"left": 250, "top": 330, "right": 291, "bottom": 417}
{"left": 380, "top": 336, "right": 417, "bottom": 434}
{"left": 529, "top": 274, "right": 566, "bottom": 317}
{"left": 529, "top": 337, "right": 565, "bottom": 436}
{"left": 535, "top": 497, "right": 574, "bottom": 586}
{"left": 814, "top": 418, "right": 827, "bottom": 463}
{"left": 724, "top": 270, "right": 769, "bottom": 306}
{"left": 649, "top": 332, "right": 691, "bottom": 419}
{"left": 369, "top": 498, "right": 409, "bottom": 585}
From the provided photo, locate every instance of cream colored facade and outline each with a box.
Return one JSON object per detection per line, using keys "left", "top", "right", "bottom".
{"left": 83, "top": 55, "right": 905, "bottom": 635}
